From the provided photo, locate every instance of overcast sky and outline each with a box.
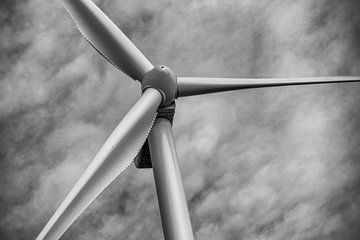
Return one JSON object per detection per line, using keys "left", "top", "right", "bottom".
{"left": 1, "top": 0, "right": 360, "bottom": 239}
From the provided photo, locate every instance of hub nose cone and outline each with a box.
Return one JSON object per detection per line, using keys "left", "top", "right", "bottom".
{"left": 141, "top": 65, "right": 177, "bottom": 106}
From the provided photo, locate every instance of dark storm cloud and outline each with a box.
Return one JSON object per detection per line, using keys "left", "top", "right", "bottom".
{"left": 0, "top": 0, "right": 360, "bottom": 240}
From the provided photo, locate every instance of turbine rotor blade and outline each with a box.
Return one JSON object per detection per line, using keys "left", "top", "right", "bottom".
{"left": 36, "top": 88, "right": 162, "bottom": 240}
{"left": 177, "top": 76, "right": 360, "bottom": 97}
{"left": 63, "top": 0, "right": 153, "bottom": 80}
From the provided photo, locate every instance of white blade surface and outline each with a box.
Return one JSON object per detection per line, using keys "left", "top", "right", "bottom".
{"left": 63, "top": 0, "right": 153, "bottom": 80}
{"left": 177, "top": 76, "right": 360, "bottom": 97}
{"left": 36, "top": 88, "right": 162, "bottom": 240}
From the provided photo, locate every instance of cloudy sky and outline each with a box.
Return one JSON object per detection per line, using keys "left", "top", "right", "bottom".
{"left": 1, "top": 0, "right": 360, "bottom": 239}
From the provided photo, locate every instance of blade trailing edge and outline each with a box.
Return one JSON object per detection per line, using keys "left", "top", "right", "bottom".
{"left": 63, "top": 0, "right": 153, "bottom": 80}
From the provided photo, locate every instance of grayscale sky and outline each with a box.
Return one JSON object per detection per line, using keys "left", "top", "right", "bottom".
{"left": 1, "top": 0, "right": 360, "bottom": 239}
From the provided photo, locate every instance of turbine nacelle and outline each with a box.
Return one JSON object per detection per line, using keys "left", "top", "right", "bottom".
{"left": 141, "top": 65, "right": 178, "bottom": 107}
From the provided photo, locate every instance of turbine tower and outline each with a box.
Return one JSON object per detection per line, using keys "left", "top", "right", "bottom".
{"left": 36, "top": 0, "right": 360, "bottom": 239}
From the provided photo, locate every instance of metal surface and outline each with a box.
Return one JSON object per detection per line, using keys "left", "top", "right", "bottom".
{"left": 156, "top": 102, "right": 176, "bottom": 124}
{"left": 177, "top": 76, "right": 360, "bottom": 97}
{"left": 142, "top": 65, "right": 178, "bottom": 106}
{"left": 63, "top": 0, "right": 153, "bottom": 80}
{"left": 36, "top": 88, "right": 162, "bottom": 240}
{"left": 148, "top": 118, "right": 194, "bottom": 240}
{"left": 134, "top": 139, "right": 152, "bottom": 168}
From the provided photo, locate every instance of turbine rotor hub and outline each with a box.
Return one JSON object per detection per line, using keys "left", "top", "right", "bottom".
{"left": 141, "top": 65, "right": 177, "bottom": 107}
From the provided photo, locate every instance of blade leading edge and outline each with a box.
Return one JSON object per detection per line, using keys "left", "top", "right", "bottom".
{"left": 63, "top": 0, "right": 153, "bottom": 80}
{"left": 177, "top": 76, "right": 360, "bottom": 97}
{"left": 36, "top": 88, "right": 162, "bottom": 240}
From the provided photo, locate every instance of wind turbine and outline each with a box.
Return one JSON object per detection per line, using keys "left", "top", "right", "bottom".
{"left": 36, "top": 0, "right": 360, "bottom": 239}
